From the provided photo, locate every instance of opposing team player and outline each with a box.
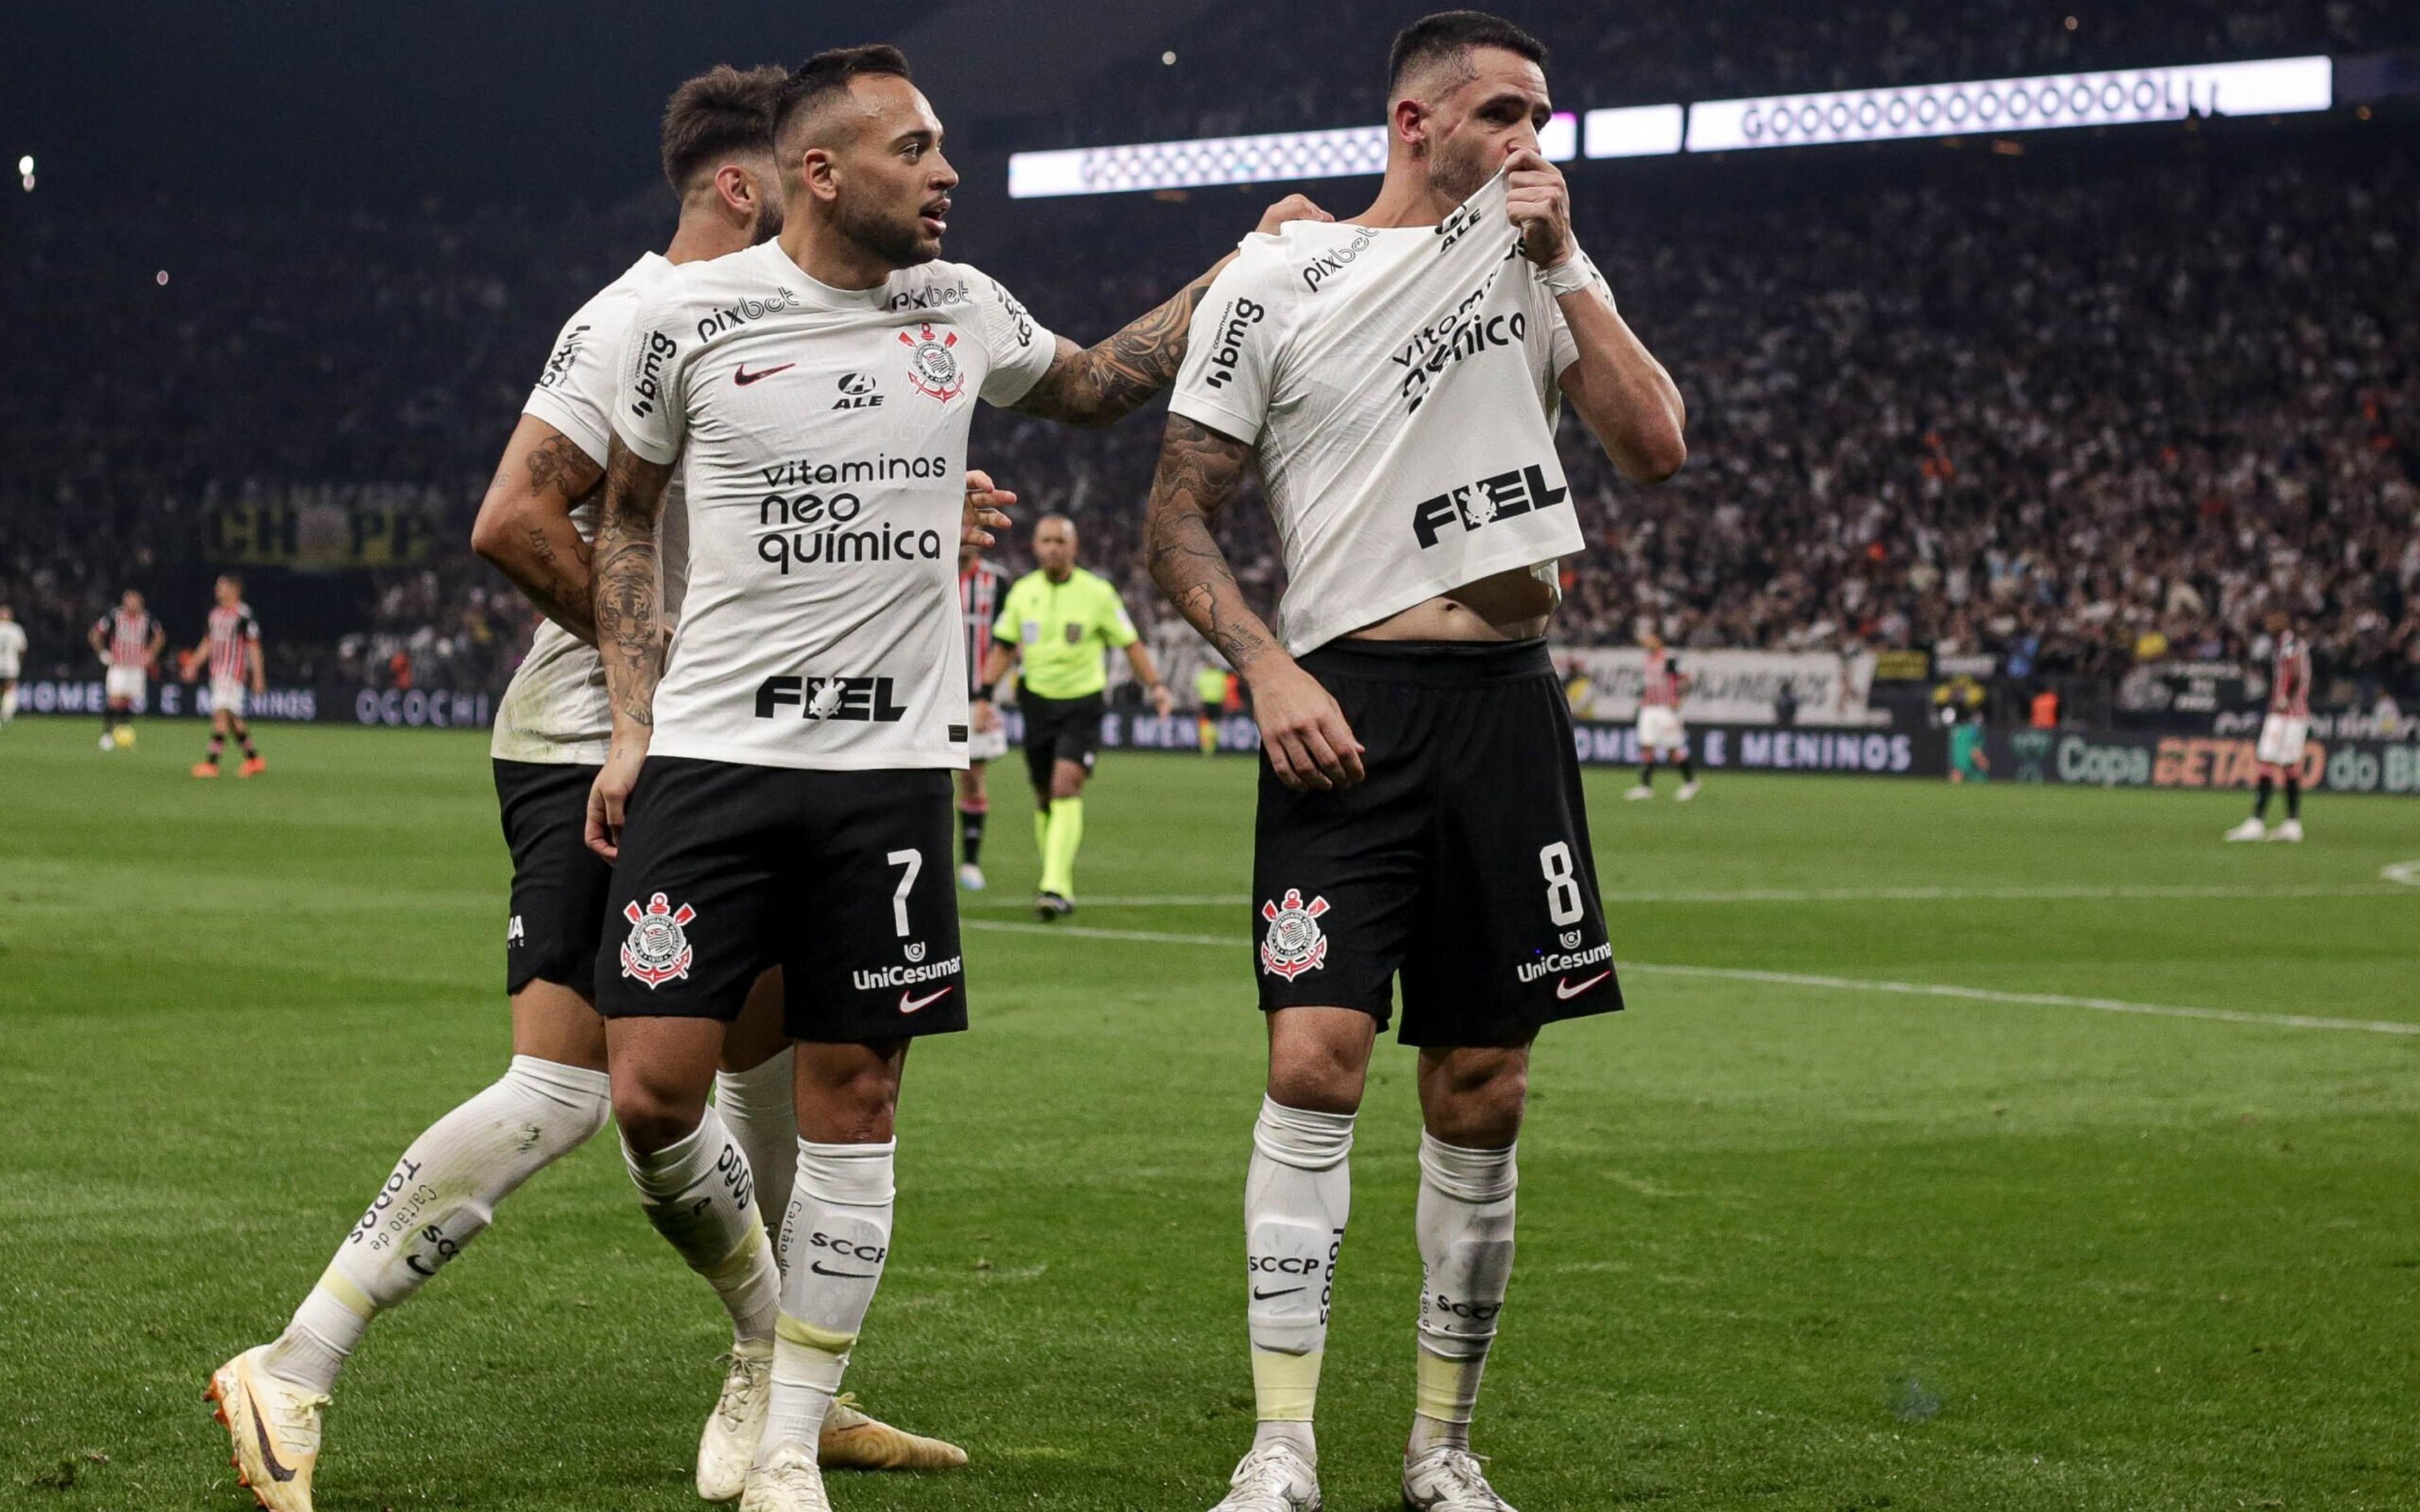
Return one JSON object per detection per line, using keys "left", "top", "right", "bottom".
{"left": 0, "top": 605, "right": 26, "bottom": 726}
{"left": 2227, "top": 611, "right": 2312, "bottom": 843}
{"left": 584, "top": 47, "right": 1322, "bottom": 1511}
{"left": 1625, "top": 630, "right": 1695, "bottom": 801}
{"left": 89, "top": 589, "right": 163, "bottom": 750}
{"left": 1144, "top": 13, "right": 1686, "bottom": 1511}
{"left": 205, "top": 67, "right": 959, "bottom": 1512}
{"left": 183, "top": 575, "right": 268, "bottom": 777}
{"left": 977, "top": 514, "right": 1174, "bottom": 919}
{"left": 956, "top": 542, "right": 1009, "bottom": 890}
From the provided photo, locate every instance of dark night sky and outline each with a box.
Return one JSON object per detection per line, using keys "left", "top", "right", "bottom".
{"left": 0, "top": 0, "right": 1223, "bottom": 212}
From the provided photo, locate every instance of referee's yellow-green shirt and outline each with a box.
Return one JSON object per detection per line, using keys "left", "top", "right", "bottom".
{"left": 994, "top": 566, "right": 1139, "bottom": 701}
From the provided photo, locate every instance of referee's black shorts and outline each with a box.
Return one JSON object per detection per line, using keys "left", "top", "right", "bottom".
{"left": 1018, "top": 690, "right": 1103, "bottom": 794}
{"left": 1250, "top": 638, "right": 1622, "bottom": 1048}
{"left": 494, "top": 759, "right": 613, "bottom": 999}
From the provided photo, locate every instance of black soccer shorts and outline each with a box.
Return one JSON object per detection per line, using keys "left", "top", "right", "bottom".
{"left": 593, "top": 758, "right": 968, "bottom": 1041}
{"left": 494, "top": 759, "right": 614, "bottom": 999}
{"left": 1018, "top": 690, "right": 1104, "bottom": 794}
{"left": 1250, "top": 638, "right": 1622, "bottom": 1047}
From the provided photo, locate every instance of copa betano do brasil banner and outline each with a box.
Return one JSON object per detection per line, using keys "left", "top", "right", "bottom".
{"left": 1990, "top": 728, "right": 2420, "bottom": 797}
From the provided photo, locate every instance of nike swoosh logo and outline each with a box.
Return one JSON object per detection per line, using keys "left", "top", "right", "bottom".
{"left": 733, "top": 362, "right": 794, "bottom": 386}
{"left": 811, "top": 1261, "right": 877, "bottom": 1279}
{"left": 898, "top": 987, "right": 953, "bottom": 1014}
{"left": 1251, "top": 1285, "right": 1305, "bottom": 1300}
{"left": 1557, "top": 970, "right": 1612, "bottom": 1001}
{"left": 244, "top": 1385, "right": 299, "bottom": 1483}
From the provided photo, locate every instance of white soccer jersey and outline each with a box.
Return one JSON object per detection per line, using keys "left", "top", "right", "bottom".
{"left": 0, "top": 621, "right": 26, "bottom": 678}
{"left": 613, "top": 240, "right": 1058, "bottom": 771}
{"left": 492, "top": 252, "right": 693, "bottom": 765}
{"left": 1168, "top": 167, "right": 1607, "bottom": 655}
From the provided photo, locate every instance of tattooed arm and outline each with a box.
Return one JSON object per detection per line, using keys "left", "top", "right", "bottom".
{"left": 1010, "top": 193, "right": 1331, "bottom": 429}
{"left": 471, "top": 416, "right": 606, "bottom": 643}
{"left": 1144, "top": 415, "right": 1363, "bottom": 792}
{"left": 583, "top": 435, "right": 674, "bottom": 859}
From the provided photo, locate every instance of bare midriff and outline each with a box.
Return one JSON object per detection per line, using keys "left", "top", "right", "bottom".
{"left": 1343, "top": 563, "right": 1557, "bottom": 643}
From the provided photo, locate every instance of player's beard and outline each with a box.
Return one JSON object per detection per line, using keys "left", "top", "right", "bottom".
{"left": 837, "top": 195, "right": 938, "bottom": 269}
{"left": 750, "top": 198, "right": 785, "bottom": 246}
{"left": 1426, "top": 132, "right": 1496, "bottom": 209}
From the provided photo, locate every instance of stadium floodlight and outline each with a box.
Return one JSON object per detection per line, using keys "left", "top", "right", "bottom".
{"left": 1686, "top": 55, "right": 2332, "bottom": 152}
{"left": 1582, "top": 105, "right": 1686, "bottom": 159}
{"left": 1007, "top": 112, "right": 1583, "bottom": 199}
{"left": 14, "top": 155, "right": 29, "bottom": 176}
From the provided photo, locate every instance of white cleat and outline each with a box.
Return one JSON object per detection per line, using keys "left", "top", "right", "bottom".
{"left": 959, "top": 862, "right": 986, "bottom": 891}
{"left": 1674, "top": 780, "right": 1700, "bottom": 802}
{"left": 99, "top": 731, "right": 117, "bottom": 751}
{"left": 205, "top": 1346, "right": 328, "bottom": 1512}
{"left": 698, "top": 1339, "right": 773, "bottom": 1502}
{"left": 2267, "top": 819, "right": 2305, "bottom": 843}
{"left": 1208, "top": 1443, "right": 1321, "bottom": 1512}
{"left": 1623, "top": 784, "right": 1653, "bottom": 801}
{"left": 740, "top": 1442, "right": 833, "bottom": 1512}
{"left": 2223, "top": 818, "right": 2266, "bottom": 842}
{"left": 1403, "top": 1446, "right": 1518, "bottom": 1512}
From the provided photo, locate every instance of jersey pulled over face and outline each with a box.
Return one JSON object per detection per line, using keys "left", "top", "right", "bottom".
{"left": 614, "top": 241, "right": 1057, "bottom": 771}
{"left": 1168, "top": 167, "right": 1606, "bottom": 656}
{"left": 495, "top": 252, "right": 692, "bottom": 764}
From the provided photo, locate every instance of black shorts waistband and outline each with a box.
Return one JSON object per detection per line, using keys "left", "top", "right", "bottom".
{"left": 1298, "top": 637, "right": 1553, "bottom": 688}
{"left": 1020, "top": 689, "right": 1105, "bottom": 712}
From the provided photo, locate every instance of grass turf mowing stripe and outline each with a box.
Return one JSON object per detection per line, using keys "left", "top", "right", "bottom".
{"left": 967, "top": 880, "right": 2416, "bottom": 908}
{"left": 962, "top": 920, "right": 2420, "bottom": 1035}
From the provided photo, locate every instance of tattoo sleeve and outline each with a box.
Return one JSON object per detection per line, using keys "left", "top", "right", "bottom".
{"left": 1144, "top": 415, "right": 1279, "bottom": 673}
{"left": 1011, "top": 265, "right": 1220, "bottom": 427}
{"left": 591, "top": 437, "right": 672, "bottom": 730}
{"left": 476, "top": 425, "right": 604, "bottom": 642}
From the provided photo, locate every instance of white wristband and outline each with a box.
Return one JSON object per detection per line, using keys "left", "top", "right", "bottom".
{"left": 1538, "top": 251, "right": 1594, "bottom": 297}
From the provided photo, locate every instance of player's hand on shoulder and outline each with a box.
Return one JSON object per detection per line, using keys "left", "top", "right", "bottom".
{"left": 1254, "top": 194, "right": 1333, "bottom": 236}
{"left": 962, "top": 469, "right": 1015, "bottom": 551}
{"left": 1250, "top": 656, "right": 1364, "bottom": 793}
{"left": 1503, "top": 147, "right": 1574, "bottom": 269}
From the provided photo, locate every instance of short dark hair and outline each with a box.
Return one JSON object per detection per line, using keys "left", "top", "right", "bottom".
{"left": 773, "top": 45, "right": 915, "bottom": 147}
{"left": 659, "top": 64, "right": 786, "bottom": 194}
{"left": 1387, "top": 10, "right": 1547, "bottom": 98}
{"left": 218, "top": 572, "right": 243, "bottom": 592}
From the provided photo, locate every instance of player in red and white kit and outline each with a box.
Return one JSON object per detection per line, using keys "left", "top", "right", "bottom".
{"left": 183, "top": 574, "right": 268, "bottom": 778}
{"left": 2227, "top": 611, "right": 2312, "bottom": 843}
{"left": 1625, "top": 631, "right": 1697, "bottom": 801}
{"left": 88, "top": 589, "right": 165, "bottom": 750}
{"left": 958, "top": 544, "right": 1010, "bottom": 890}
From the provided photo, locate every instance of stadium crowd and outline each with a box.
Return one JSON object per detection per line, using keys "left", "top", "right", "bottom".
{"left": 2, "top": 38, "right": 2414, "bottom": 713}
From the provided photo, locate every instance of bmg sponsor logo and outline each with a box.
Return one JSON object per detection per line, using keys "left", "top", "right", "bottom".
{"left": 537, "top": 323, "right": 590, "bottom": 389}
{"left": 629, "top": 330, "right": 677, "bottom": 419}
{"left": 1410, "top": 463, "right": 1569, "bottom": 549}
{"left": 1201, "top": 297, "right": 1266, "bottom": 390}
{"left": 754, "top": 674, "right": 911, "bottom": 723}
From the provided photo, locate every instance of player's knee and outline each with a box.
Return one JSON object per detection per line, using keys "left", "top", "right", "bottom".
{"left": 1266, "top": 1042, "right": 1368, "bottom": 1114}
{"left": 1422, "top": 1051, "right": 1529, "bottom": 1147}
{"left": 611, "top": 1080, "right": 703, "bottom": 1157}
{"left": 795, "top": 1047, "right": 904, "bottom": 1142}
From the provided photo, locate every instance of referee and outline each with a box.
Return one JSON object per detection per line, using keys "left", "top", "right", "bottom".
{"left": 976, "top": 515, "right": 1174, "bottom": 919}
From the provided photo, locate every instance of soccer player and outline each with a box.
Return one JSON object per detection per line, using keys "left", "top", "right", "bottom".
{"left": 2228, "top": 611, "right": 2312, "bottom": 842}
{"left": 583, "top": 47, "right": 1321, "bottom": 1511}
{"left": 956, "top": 544, "right": 1009, "bottom": 890}
{"left": 977, "top": 514, "right": 1175, "bottom": 919}
{"left": 1947, "top": 706, "right": 1990, "bottom": 784}
{"left": 206, "top": 67, "right": 959, "bottom": 1512}
{"left": 1143, "top": 13, "right": 1686, "bottom": 1511}
{"left": 89, "top": 588, "right": 163, "bottom": 750}
{"left": 1196, "top": 658, "right": 1235, "bottom": 756}
{"left": 183, "top": 575, "right": 268, "bottom": 777}
{"left": 0, "top": 605, "right": 26, "bottom": 726}
{"left": 1625, "top": 630, "right": 1695, "bottom": 800}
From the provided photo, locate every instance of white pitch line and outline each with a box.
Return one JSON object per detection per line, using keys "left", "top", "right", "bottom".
{"left": 969, "top": 882, "right": 2411, "bottom": 910}
{"left": 960, "top": 921, "right": 2420, "bottom": 1036}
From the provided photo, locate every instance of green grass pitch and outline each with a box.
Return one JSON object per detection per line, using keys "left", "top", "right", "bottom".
{"left": 3, "top": 718, "right": 2417, "bottom": 1510}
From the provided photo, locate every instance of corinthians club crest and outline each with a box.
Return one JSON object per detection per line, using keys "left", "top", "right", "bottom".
{"left": 898, "top": 321, "right": 964, "bottom": 401}
{"left": 1259, "top": 888, "right": 1331, "bottom": 981}
{"left": 619, "top": 892, "right": 696, "bottom": 988}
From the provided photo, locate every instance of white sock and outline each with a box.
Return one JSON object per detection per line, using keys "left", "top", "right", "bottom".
{"left": 715, "top": 1048, "right": 797, "bottom": 1252}
{"left": 762, "top": 1139, "right": 896, "bottom": 1464}
{"left": 1245, "top": 1096, "right": 1354, "bottom": 1463}
{"left": 1, "top": 686, "right": 16, "bottom": 722}
{"left": 1408, "top": 1133, "right": 1518, "bottom": 1458}
{"left": 260, "top": 1056, "right": 611, "bottom": 1394}
{"left": 623, "top": 1104, "right": 781, "bottom": 1346}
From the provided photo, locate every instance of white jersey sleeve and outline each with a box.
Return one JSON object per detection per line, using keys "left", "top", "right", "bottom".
{"left": 1168, "top": 240, "right": 1295, "bottom": 444}
{"left": 967, "top": 274, "right": 1060, "bottom": 406}
{"left": 614, "top": 284, "right": 696, "bottom": 466}
{"left": 522, "top": 308, "right": 617, "bottom": 466}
